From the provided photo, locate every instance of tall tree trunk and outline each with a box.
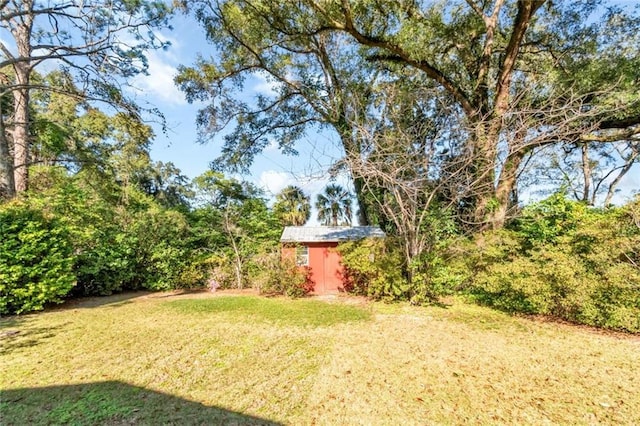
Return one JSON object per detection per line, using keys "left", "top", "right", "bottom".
{"left": 12, "top": 84, "right": 29, "bottom": 192}
{"left": 340, "top": 133, "right": 371, "bottom": 226}
{"left": 472, "top": 1, "right": 545, "bottom": 230}
{"left": 471, "top": 121, "right": 500, "bottom": 230}
{"left": 11, "top": 3, "right": 33, "bottom": 193}
{"left": 0, "top": 114, "right": 15, "bottom": 199}
{"left": 352, "top": 175, "right": 370, "bottom": 225}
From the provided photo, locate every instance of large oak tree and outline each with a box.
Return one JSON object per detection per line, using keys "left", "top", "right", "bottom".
{"left": 177, "top": 0, "right": 640, "bottom": 230}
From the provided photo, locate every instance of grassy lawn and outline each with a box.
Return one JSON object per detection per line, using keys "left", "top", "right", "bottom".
{"left": 2, "top": 292, "right": 639, "bottom": 425}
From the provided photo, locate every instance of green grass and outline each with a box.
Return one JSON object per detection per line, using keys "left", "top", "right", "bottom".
{"left": 2, "top": 292, "right": 639, "bottom": 425}
{"left": 164, "top": 295, "right": 371, "bottom": 327}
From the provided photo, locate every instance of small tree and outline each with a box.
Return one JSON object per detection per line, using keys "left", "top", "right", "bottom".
{"left": 193, "top": 171, "right": 279, "bottom": 289}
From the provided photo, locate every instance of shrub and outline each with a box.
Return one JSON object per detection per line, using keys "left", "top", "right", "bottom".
{"left": 206, "top": 252, "right": 240, "bottom": 289}
{"left": 132, "top": 207, "right": 200, "bottom": 291}
{"left": 256, "top": 251, "right": 313, "bottom": 298}
{"left": 25, "top": 169, "right": 205, "bottom": 296}
{"left": 338, "top": 238, "right": 408, "bottom": 301}
{"left": 463, "top": 194, "right": 640, "bottom": 332}
{"left": 0, "top": 203, "right": 75, "bottom": 314}
{"left": 73, "top": 230, "right": 139, "bottom": 296}
{"left": 174, "top": 257, "right": 213, "bottom": 289}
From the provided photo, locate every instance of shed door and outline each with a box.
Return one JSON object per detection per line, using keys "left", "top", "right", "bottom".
{"left": 320, "top": 245, "right": 343, "bottom": 293}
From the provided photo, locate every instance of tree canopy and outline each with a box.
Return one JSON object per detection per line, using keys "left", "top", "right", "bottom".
{"left": 273, "top": 185, "right": 311, "bottom": 226}
{"left": 176, "top": 0, "right": 640, "bottom": 230}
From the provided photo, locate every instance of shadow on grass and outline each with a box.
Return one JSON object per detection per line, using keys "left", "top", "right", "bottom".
{"left": 0, "top": 321, "right": 67, "bottom": 354}
{"left": 0, "top": 381, "right": 281, "bottom": 425}
{"left": 53, "top": 291, "right": 149, "bottom": 311}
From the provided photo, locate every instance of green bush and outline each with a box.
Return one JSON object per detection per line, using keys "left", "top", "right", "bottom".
{"left": 338, "top": 238, "right": 408, "bottom": 301}
{"left": 24, "top": 168, "right": 205, "bottom": 297}
{"left": 0, "top": 203, "right": 75, "bottom": 314}
{"left": 174, "top": 257, "right": 213, "bottom": 289}
{"left": 73, "top": 230, "right": 139, "bottom": 295}
{"left": 463, "top": 194, "right": 640, "bottom": 332}
{"left": 128, "top": 207, "right": 199, "bottom": 291}
{"left": 256, "top": 251, "right": 313, "bottom": 298}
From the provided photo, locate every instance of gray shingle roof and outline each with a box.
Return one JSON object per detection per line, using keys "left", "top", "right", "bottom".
{"left": 280, "top": 226, "right": 385, "bottom": 243}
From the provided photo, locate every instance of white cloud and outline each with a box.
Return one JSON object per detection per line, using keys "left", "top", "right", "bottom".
{"left": 258, "top": 170, "right": 296, "bottom": 196}
{"left": 257, "top": 169, "right": 352, "bottom": 199}
{"left": 131, "top": 50, "right": 186, "bottom": 105}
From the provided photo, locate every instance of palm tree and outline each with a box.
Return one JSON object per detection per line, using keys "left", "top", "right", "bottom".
{"left": 273, "top": 185, "right": 311, "bottom": 226}
{"left": 315, "top": 184, "right": 353, "bottom": 226}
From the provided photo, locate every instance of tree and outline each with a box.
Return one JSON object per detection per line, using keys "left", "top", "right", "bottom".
{"left": 343, "top": 81, "right": 460, "bottom": 290}
{"left": 193, "top": 171, "right": 279, "bottom": 288}
{"left": 309, "top": 1, "right": 640, "bottom": 227}
{"left": 527, "top": 141, "right": 639, "bottom": 206}
{"left": 133, "top": 161, "right": 193, "bottom": 210}
{"left": 21, "top": 70, "right": 190, "bottom": 210}
{"left": 176, "top": 0, "right": 640, "bottom": 230}
{"left": 273, "top": 185, "right": 311, "bottom": 226}
{"left": 316, "top": 184, "right": 353, "bottom": 226}
{"left": 0, "top": 0, "right": 171, "bottom": 197}
{"left": 175, "top": 0, "right": 382, "bottom": 225}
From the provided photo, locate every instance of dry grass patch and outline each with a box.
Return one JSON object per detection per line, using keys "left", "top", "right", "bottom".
{"left": 1, "top": 292, "right": 638, "bottom": 425}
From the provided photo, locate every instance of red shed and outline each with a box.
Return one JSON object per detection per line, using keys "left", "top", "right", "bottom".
{"left": 280, "top": 226, "right": 385, "bottom": 295}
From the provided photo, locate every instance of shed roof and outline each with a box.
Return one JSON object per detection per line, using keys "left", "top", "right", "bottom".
{"left": 280, "top": 226, "right": 385, "bottom": 243}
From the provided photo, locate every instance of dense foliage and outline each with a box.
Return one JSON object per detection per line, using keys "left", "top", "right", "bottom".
{"left": 191, "top": 171, "right": 281, "bottom": 290}
{"left": 0, "top": 166, "right": 211, "bottom": 314}
{"left": 460, "top": 195, "right": 640, "bottom": 332}
{"left": 338, "top": 195, "right": 639, "bottom": 332}
{"left": 338, "top": 238, "right": 407, "bottom": 301}
{"left": 0, "top": 202, "right": 75, "bottom": 314}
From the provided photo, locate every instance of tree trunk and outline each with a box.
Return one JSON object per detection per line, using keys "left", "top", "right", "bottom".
{"left": 11, "top": 5, "right": 33, "bottom": 193}
{"left": 471, "top": 121, "right": 500, "bottom": 230}
{"left": 339, "top": 133, "right": 371, "bottom": 226}
{"left": 12, "top": 85, "right": 29, "bottom": 192}
{"left": 224, "top": 213, "right": 244, "bottom": 289}
{"left": 352, "top": 175, "right": 370, "bottom": 225}
{"left": 233, "top": 255, "right": 243, "bottom": 289}
{"left": 489, "top": 151, "right": 524, "bottom": 229}
{"left": 0, "top": 115, "right": 15, "bottom": 199}
{"left": 472, "top": 1, "right": 544, "bottom": 229}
